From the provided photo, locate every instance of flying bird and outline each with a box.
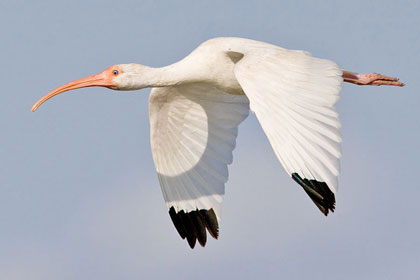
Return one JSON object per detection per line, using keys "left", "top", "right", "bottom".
{"left": 32, "top": 37, "right": 404, "bottom": 248}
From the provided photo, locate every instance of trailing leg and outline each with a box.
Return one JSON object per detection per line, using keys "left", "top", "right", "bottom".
{"left": 342, "top": 70, "right": 404, "bottom": 86}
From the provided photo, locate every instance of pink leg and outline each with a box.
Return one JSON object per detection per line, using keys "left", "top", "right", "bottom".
{"left": 342, "top": 70, "right": 405, "bottom": 86}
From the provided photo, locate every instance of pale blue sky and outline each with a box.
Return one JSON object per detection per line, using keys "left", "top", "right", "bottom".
{"left": 1, "top": 0, "right": 419, "bottom": 279}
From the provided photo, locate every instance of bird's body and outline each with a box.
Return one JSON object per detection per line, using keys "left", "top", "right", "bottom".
{"left": 32, "top": 37, "right": 404, "bottom": 249}
{"left": 165, "top": 37, "right": 245, "bottom": 94}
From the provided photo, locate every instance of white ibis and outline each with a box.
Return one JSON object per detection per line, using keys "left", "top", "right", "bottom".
{"left": 32, "top": 37, "right": 404, "bottom": 248}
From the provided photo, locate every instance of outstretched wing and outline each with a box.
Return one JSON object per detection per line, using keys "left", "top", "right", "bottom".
{"left": 232, "top": 46, "right": 343, "bottom": 215}
{"left": 149, "top": 84, "right": 249, "bottom": 248}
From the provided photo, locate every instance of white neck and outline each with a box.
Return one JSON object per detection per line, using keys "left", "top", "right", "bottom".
{"left": 117, "top": 62, "right": 194, "bottom": 90}
{"left": 142, "top": 65, "right": 184, "bottom": 87}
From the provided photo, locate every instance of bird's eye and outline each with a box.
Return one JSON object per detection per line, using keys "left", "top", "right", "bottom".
{"left": 112, "top": 70, "right": 119, "bottom": 75}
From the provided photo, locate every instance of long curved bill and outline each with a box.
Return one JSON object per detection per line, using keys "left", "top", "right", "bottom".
{"left": 31, "top": 71, "right": 116, "bottom": 112}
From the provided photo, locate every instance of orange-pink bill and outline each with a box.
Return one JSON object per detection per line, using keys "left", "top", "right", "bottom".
{"left": 31, "top": 66, "right": 120, "bottom": 112}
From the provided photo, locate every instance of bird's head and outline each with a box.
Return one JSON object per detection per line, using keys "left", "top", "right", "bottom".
{"left": 31, "top": 64, "right": 150, "bottom": 112}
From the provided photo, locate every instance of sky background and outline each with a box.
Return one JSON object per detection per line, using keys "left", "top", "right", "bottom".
{"left": 1, "top": 0, "right": 419, "bottom": 279}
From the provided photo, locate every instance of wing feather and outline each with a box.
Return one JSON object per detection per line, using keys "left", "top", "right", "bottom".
{"left": 233, "top": 46, "right": 342, "bottom": 215}
{"left": 149, "top": 84, "right": 249, "bottom": 247}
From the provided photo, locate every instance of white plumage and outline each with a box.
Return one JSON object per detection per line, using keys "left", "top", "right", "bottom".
{"left": 146, "top": 38, "right": 342, "bottom": 222}
{"left": 149, "top": 84, "right": 249, "bottom": 219}
{"left": 233, "top": 46, "right": 343, "bottom": 192}
{"left": 31, "top": 37, "right": 404, "bottom": 248}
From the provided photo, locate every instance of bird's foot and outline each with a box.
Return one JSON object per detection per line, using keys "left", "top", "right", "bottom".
{"left": 342, "top": 70, "right": 405, "bottom": 86}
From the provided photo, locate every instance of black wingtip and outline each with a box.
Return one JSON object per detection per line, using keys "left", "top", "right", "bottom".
{"left": 169, "top": 207, "right": 219, "bottom": 248}
{"left": 292, "top": 173, "right": 336, "bottom": 215}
